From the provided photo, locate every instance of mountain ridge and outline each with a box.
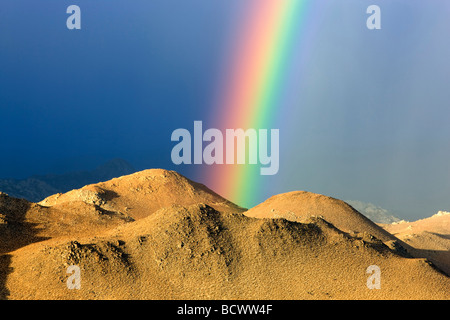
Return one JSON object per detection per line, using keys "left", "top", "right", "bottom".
{"left": 0, "top": 159, "right": 136, "bottom": 203}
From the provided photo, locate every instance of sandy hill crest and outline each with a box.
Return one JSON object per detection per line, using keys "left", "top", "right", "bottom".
{"left": 39, "top": 169, "right": 245, "bottom": 220}
{"left": 244, "top": 191, "right": 406, "bottom": 250}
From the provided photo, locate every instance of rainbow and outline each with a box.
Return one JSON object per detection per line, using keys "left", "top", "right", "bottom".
{"left": 201, "top": 0, "right": 316, "bottom": 208}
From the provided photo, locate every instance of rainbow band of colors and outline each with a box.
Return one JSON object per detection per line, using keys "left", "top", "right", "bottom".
{"left": 204, "top": 0, "right": 313, "bottom": 208}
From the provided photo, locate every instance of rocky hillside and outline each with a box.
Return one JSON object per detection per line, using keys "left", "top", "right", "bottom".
{"left": 0, "top": 170, "right": 448, "bottom": 300}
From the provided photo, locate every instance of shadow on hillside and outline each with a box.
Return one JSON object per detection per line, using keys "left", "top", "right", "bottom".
{"left": 401, "top": 232, "right": 450, "bottom": 277}
{"left": 408, "top": 247, "right": 450, "bottom": 277}
{"left": 0, "top": 254, "right": 12, "bottom": 300}
{"left": 0, "top": 197, "right": 50, "bottom": 299}
{"left": 100, "top": 189, "right": 121, "bottom": 202}
{"left": 431, "top": 232, "right": 450, "bottom": 241}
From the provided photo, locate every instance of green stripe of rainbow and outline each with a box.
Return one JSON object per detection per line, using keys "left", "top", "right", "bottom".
{"left": 205, "top": 0, "right": 312, "bottom": 208}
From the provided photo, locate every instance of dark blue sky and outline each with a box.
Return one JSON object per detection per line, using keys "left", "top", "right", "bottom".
{"left": 0, "top": 0, "right": 234, "bottom": 177}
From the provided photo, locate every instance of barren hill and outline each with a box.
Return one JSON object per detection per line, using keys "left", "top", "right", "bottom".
{"left": 3, "top": 204, "right": 449, "bottom": 300}
{"left": 1, "top": 169, "right": 243, "bottom": 254}
{"left": 244, "top": 191, "right": 401, "bottom": 245}
{"left": 1, "top": 171, "right": 449, "bottom": 300}
{"left": 39, "top": 169, "right": 244, "bottom": 220}
{"left": 0, "top": 192, "right": 133, "bottom": 254}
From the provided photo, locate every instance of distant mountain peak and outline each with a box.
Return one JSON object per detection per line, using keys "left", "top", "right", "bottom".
{"left": 345, "top": 200, "right": 401, "bottom": 224}
{"left": 0, "top": 159, "right": 137, "bottom": 203}
{"left": 434, "top": 210, "right": 450, "bottom": 217}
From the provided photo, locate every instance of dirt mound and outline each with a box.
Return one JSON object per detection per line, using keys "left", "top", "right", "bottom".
{"left": 245, "top": 191, "right": 401, "bottom": 244}
{"left": 3, "top": 204, "right": 449, "bottom": 300}
{"left": 1, "top": 169, "right": 243, "bottom": 254}
{"left": 39, "top": 169, "right": 244, "bottom": 220}
{"left": 0, "top": 192, "right": 132, "bottom": 254}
